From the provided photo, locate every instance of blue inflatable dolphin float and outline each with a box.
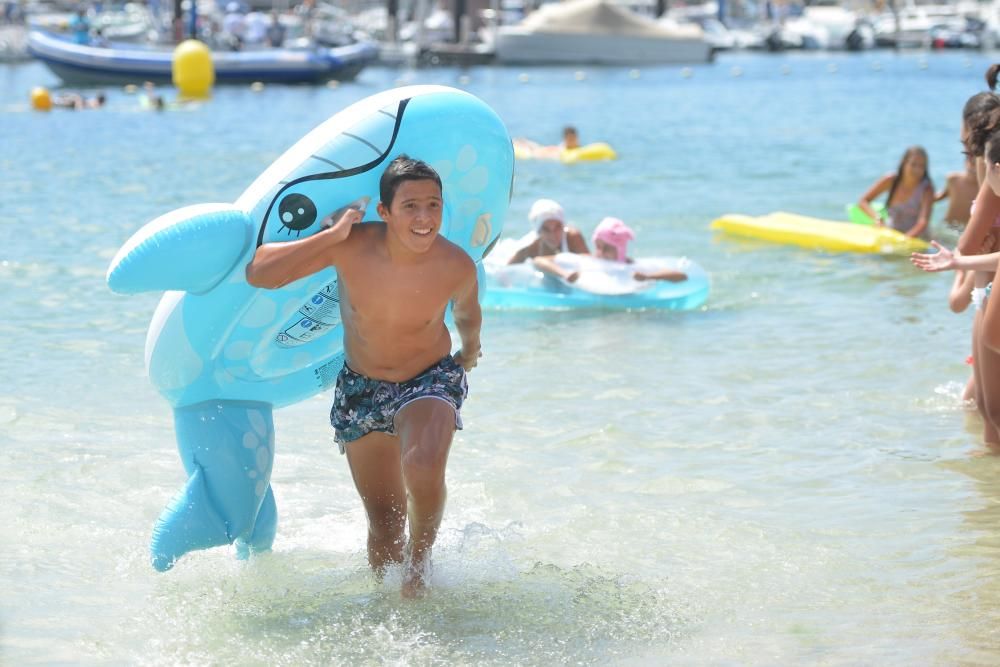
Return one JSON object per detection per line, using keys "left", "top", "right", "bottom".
{"left": 106, "top": 86, "right": 513, "bottom": 571}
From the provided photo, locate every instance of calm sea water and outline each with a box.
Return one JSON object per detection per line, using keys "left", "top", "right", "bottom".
{"left": 3, "top": 51, "right": 1000, "bottom": 665}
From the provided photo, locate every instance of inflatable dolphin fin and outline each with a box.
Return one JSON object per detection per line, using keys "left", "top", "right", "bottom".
{"left": 151, "top": 400, "right": 276, "bottom": 571}
{"left": 150, "top": 465, "right": 231, "bottom": 571}
{"left": 234, "top": 486, "right": 277, "bottom": 560}
{"left": 107, "top": 204, "right": 254, "bottom": 295}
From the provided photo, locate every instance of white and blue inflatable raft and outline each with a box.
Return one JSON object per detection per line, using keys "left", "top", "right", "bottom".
{"left": 483, "top": 246, "right": 709, "bottom": 310}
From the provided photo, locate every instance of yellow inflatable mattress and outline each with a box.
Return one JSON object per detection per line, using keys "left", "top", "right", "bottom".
{"left": 710, "top": 211, "right": 929, "bottom": 255}
{"left": 513, "top": 142, "right": 617, "bottom": 163}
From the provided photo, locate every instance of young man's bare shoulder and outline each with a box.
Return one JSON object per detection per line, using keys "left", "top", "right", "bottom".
{"left": 351, "top": 221, "right": 386, "bottom": 240}
{"left": 339, "top": 221, "right": 384, "bottom": 253}
{"left": 434, "top": 236, "right": 475, "bottom": 266}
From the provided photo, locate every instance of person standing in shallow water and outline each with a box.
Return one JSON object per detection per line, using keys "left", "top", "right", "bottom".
{"left": 245, "top": 156, "right": 482, "bottom": 597}
{"left": 936, "top": 154, "right": 979, "bottom": 229}
{"left": 856, "top": 146, "right": 934, "bottom": 240}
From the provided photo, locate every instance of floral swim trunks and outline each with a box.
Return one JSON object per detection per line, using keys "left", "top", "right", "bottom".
{"left": 330, "top": 355, "right": 468, "bottom": 453}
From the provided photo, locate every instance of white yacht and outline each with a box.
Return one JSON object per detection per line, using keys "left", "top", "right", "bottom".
{"left": 872, "top": 2, "right": 965, "bottom": 48}
{"left": 494, "top": 0, "right": 712, "bottom": 65}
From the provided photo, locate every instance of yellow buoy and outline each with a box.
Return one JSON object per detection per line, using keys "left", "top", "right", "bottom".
{"left": 172, "top": 39, "right": 214, "bottom": 99}
{"left": 30, "top": 86, "right": 52, "bottom": 111}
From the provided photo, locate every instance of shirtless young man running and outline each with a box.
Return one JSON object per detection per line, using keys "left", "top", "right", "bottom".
{"left": 246, "top": 155, "right": 482, "bottom": 597}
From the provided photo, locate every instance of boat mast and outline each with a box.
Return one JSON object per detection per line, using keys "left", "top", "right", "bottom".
{"left": 454, "top": 0, "right": 466, "bottom": 43}
{"left": 387, "top": 0, "right": 398, "bottom": 42}
{"left": 173, "top": 0, "right": 183, "bottom": 41}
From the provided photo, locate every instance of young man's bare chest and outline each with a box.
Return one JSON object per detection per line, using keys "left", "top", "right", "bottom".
{"left": 338, "top": 254, "right": 454, "bottom": 330}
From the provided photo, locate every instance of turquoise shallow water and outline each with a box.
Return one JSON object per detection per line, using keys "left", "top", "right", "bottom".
{"left": 3, "top": 52, "right": 1000, "bottom": 664}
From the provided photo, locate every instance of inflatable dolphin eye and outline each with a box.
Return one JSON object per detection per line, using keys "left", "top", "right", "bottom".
{"left": 277, "top": 193, "right": 317, "bottom": 234}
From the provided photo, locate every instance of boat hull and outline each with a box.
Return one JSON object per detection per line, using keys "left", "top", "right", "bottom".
{"left": 27, "top": 30, "right": 377, "bottom": 85}
{"left": 494, "top": 29, "right": 712, "bottom": 65}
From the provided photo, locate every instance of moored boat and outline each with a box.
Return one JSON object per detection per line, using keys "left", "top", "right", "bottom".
{"left": 494, "top": 0, "right": 712, "bottom": 65}
{"left": 26, "top": 29, "right": 379, "bottom": 85}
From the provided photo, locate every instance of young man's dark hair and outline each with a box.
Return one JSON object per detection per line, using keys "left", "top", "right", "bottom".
{"left": 379, "top": 155, "right": 442, "bottom": 208}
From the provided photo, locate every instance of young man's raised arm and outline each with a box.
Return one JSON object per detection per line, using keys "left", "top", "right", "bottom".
{"left": 246, "top": 208, "right": 361, "bottom": 289}
{"left": 451, "top": 258, "right": 482, "bottom": 372}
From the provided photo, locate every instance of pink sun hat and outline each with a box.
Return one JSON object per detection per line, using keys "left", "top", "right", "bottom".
{"left": 591, "top": 217, "right": 635, "bottom": 262}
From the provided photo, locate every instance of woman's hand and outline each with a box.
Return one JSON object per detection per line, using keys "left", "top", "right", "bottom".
{"left": 911, "top": 241, "right": 956, "bottom": 272}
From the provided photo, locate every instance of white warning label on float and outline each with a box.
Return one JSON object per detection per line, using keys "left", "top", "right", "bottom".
{"left": 276, "top": 282, "right": 342, "bottom": 348}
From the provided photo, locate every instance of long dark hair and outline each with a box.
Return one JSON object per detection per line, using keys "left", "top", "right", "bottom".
{"left": 962, "top": 68, "right": 1000, "bottom": 157}
{"left": 986, "top": 128, "right": 1000, "bottom": 166}
{"left": 886, "top": 146, "right": 931, "bottom": 206}
{"left": 987, "top": 63, "right": 1000, "bottom": 91}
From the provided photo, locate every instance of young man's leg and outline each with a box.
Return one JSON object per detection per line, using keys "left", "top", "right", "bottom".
{"left": 344, "top": 431, "right": 407, "bottom": 575}
{"left": 394, "top": 398, "right": 457, "bottom": 597}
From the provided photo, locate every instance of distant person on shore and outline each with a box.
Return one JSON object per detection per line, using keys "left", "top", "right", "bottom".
{"left": 513, "top": 126, "right": 580, "bottom": 160}
{"left": 265, "top": 11, "right": 285, "bottom": 47}
{"left": 936, "top": 154, "right": 979, "bottom": 228}
{"left": 295, "top": 0, "right": 317, "bottom": 38}
{"left": 69, "top": 7, "right": 90, "bottom": 44}
{"left": 2, "top": 0, "right": 20, "bottom": 24}
{"left": 222, "top": 2, "right": 246, "bottom": 50}
{"left": 857, "top": 146, "right": 934, "bottom": 240}
{"left": 243, "top": 10, "right": 269, "bottom": 45}
{"left": 507, "top": 198, "right": 590, "bottom": 282}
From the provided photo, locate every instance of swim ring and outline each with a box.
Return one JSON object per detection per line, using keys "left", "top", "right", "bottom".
{"left": 513, "top": 141, "right": 617, "bottom": 163}
{"left": 106, "top": 85, "right": 514, "bottom": 571}
{"left": 483, "top": 240, "right": 708, "bottom": 310}
{"left": 710, "top": 211, "right": 928, "bottom": 254}
{"left": 560, "top": 142, "right": 617, "bottom": 164}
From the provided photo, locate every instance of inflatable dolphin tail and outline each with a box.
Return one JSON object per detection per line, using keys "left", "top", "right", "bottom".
{"left": 151, "top": 400, "right": 276, "bottom": 571}
{"left": 107, "top": 204, "right": 253, "bottom": 295}
{"left": 234, "top": 484, "right": 277, "bottom": 560}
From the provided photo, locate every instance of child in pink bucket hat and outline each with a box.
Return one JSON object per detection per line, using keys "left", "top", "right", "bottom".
{"left": 591, "top": 217, "right": 635, "bottom": 263}
{"left": 591, "top": 217, "right": 688, "bottom": 282}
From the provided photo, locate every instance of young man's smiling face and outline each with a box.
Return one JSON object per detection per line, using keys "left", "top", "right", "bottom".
{"left": 379, "top": 179, "right": 443, "bottom": 254}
